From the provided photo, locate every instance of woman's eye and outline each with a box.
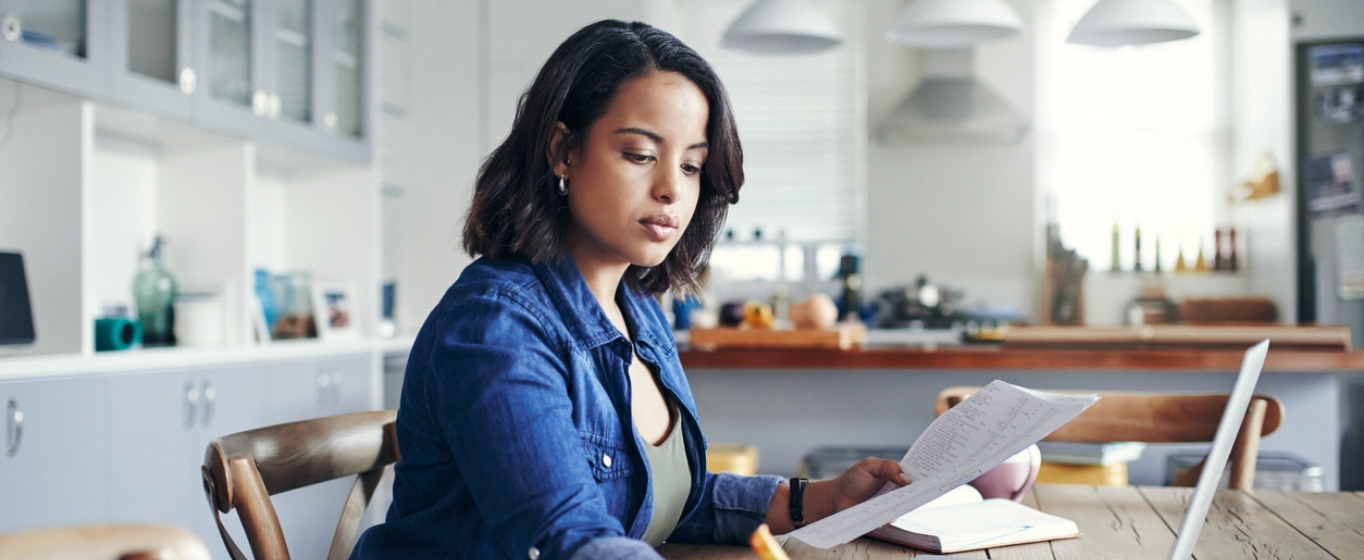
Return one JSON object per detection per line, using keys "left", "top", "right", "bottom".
{"left": 682, "top": 164, "right": 701, "bottom": 175}
{"left": 623, "top": 152, "right": 653, "bottom": 163}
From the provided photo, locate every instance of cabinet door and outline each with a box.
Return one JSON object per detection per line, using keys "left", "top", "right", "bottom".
{"left": 0, "top": 375, "right": 106, "bottom": 532}
{"left": 194, "top": 0, "right": 267, "bottom": 137}
{"left": 262, "top": 0, "right": 321, "bottom": 150}
{"left": 263, "top": 353, "right": 372, "bottom": 426}
{"left": 0, "top": 0, "right": 106, "bottom": 97}
{"left": 315, "top": 0, "right": 370, "bottom": 162}
{"left": 107, "top": 0, "right": 197, "bottom": 118}
{"left": 107, "top": 366, "right": 264, "bottom": 560}
{"left": 262, "top": 354, "right": 375, "bottom": 560}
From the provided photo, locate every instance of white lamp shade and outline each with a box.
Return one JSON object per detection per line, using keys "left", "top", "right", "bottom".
{"left": 885, "top": 0, "right": 1024, "bottom": 49}
{"left": 1067, "top": 0, "right": 1200, "bottom": 47}
{"left": 721, "top": 0, "right": 843, "bottom": 55}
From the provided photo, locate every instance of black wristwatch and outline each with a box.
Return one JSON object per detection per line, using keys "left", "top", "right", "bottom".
{"left": 789, "top": 477, "right": 808, "bottom": 526}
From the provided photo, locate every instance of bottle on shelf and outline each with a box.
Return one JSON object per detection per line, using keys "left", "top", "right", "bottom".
{"left": 1110, "top": 220, "right": 1121, "bottom": 272}
{"left": 1228, "top": 228, "right": 1239, "bottom": 272}
{"left": 1194, "top": 237, "right": 1210, "bottom": 272}
{"left": 1154, "top": 237, "right": 1163, "bottom": 273}
{"left": 1133, "top": 226, "right": 1143, "bottom": 272}
{"left": 837, "top": 254, "right": 862, "bottom": 322}
{"left": 1174, "top": 244, "right": 1189, "bottom": 273}
{"left": 133, "top": 234, "right": 177, "bottom": 347}
{"left": 1214, "top": 229, "right": 1227, "bottom": 271}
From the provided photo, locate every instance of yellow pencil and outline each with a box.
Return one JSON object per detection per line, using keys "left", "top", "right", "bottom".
{"left": 748, "top": 524, "right": 791, "bottom": 560}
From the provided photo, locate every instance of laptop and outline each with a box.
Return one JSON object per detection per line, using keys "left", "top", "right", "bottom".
{"left": 1165, "top": 338, "right": 1269, "bottom": 560}
{"left": 0, "top": 251, "right": 36, "bottom": 346}
{"left": 913, "top": 340, "right": 1271, "bottom": 560}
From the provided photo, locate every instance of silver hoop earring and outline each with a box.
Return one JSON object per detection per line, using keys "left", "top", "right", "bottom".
{"left": 558, "top": 175, "right": 568, "bottom": 196}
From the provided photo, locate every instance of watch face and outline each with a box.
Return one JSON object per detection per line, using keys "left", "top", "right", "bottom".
{"left": 0, "top": 252, "right": 35, "bottom": 346}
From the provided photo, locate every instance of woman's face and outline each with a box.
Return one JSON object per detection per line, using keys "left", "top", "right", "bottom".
{"left": 558, "top": 71, "right": 710, "bottom": 271}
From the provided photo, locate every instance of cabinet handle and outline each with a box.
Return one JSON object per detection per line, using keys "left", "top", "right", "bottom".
{"left": 252, "top": 90, "right": 269, "bottom": 116}
{"left": 6, "top": 398, "right": 21, "bottom": 458}
{"left": 179, "top": 67, "right": 198, "bottom": 95}
{"left": 317, "top": 371, "right": 333, "bottom": 407}
{"left": 2, "top": 14, "right": 20, "bottom": 43}
{"left": 201, "top": 380, "right": 216, "bottom": 427}
{"left": 183, "top": 381, "right": 200, "bottom": 430}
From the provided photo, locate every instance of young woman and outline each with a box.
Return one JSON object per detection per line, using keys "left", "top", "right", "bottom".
{"left": 350, "top": 20, "right": 909, "bottom": 560}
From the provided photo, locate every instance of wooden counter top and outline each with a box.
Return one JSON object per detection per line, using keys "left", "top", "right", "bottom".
{"left": 678, "top": 345, "right": 1364, "bottom": 372}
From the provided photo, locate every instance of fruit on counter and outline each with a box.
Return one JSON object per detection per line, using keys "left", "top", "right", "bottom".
{"left": 718, "top": 301, "right": 747, "bottom": 327}
{"left": 789, "top": 293, "right": 838, "bottom": 330}
{"left": 743, "top": 302, "right": 775, "bottom": 329}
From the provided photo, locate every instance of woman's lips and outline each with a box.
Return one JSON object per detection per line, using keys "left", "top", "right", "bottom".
{"left": 640, "top": 214, "right": 679, "bottom": 241}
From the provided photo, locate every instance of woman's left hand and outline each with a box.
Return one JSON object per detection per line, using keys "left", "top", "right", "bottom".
{"left": 767, "top": 457, "right": 913, "bottom": 533}
{"left": 826, "top": 457, "right": 912, "bottom": 513}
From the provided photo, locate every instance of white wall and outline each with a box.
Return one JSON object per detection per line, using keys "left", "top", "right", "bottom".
{"left": 863, "top": 0, "right": 1039, "bottom": 319}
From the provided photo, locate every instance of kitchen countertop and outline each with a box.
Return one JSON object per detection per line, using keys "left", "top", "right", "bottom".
{"left": 677, "top": 345, "right": 1364, "bottom": 371}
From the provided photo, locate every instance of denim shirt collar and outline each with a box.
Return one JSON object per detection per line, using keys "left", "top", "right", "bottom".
{"left": 530, "top": 252, "right": 670, "bottom": 358}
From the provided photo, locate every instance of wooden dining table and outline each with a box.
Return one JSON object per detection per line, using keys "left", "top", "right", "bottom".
{"left": 658, "top": 484, "right": 1364, "bottom": 559}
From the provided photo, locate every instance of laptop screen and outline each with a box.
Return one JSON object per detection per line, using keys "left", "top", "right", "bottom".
{"left": 1166, "top": 339, "right": 1270, "bottom": 560}
{"left": 0, "top": 251, "right": 36, "bottom": 346}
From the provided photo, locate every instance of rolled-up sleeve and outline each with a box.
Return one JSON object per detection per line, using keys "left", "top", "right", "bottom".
{"left": 668, "top": 471, "right": 783, "bottom": 544}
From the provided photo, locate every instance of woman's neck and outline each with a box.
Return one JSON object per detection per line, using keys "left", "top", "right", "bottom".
{"left": 565, "top": 233, "right": 631, "bottom": 326}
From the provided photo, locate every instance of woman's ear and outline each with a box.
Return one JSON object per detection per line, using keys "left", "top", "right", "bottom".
{"left": 547, "top": 121, "right": 571, "bottom": 177}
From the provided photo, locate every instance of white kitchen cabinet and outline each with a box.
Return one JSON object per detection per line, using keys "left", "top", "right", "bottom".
{"left": 0, "top": 374, "right": 107, "bottom": 532}
{"left": 106, "top": 364, "right": 265, "bottom": 560}
{"left": 0, "top": 0, "right": 107, "bottom": 97}
{"left": 262, "top": 352, "right": 375, "bottom": 560}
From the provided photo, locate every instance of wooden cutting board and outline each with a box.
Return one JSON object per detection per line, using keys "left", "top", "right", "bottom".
{"left": 688, "top": 324, "right": 867, "bottom": 350}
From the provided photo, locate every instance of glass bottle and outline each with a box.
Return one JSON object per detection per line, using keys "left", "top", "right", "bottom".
{"left": 133, "top": 235, "right": 177, "bottom": 346}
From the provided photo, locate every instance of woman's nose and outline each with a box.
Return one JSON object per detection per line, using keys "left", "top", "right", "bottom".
{"left": 653, "top": 168, "right": 681, "bottom": 203}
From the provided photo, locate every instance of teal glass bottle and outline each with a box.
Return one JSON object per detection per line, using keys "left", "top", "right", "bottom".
{"left": 133, "top": 235, "right": 177, "bottom": 346}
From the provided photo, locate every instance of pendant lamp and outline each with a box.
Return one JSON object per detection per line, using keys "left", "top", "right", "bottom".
{"left": 721, "top": 0, "right": 843, "bottom": 55}
{"left": 1067, "top": 0, "right": 1200, "bottom": 47}
{"left": 885, "top": 0, "right": 1023, "bottom": 49}
{"left": 877, "top": 49, "right": 1029, "bottom": 144}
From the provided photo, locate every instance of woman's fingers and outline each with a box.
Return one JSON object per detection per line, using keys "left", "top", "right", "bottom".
{"left": 863, "top": 457, "right": 911, "bottom": 486}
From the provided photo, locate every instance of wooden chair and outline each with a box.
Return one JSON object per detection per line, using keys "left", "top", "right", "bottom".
{"left": 201, "top": 410, "right": 399, "bottom": 560}
{"left": 935, "top": 387, "right": 1284, "bottom": 490}
{"left": 0, "top": 524, "right": 210, "bottom": 560}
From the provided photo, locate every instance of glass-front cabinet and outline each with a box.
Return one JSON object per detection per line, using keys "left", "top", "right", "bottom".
{"left": 108, "top": 0, "right": 196, "bottom": 118}
{"left": 196, "top": 0, "right": 268, "bottom": 137}
{"left": 265, "top": 0, "right": 318, "bottom": 149}
{"left": 0, "top": 0, "right": 369, "bottom": 162}
{"left": 0, "top": 0, "right": 106, "bottom": 96}
{"left": 319, "top": 0, "right": 368, "bottom": 161}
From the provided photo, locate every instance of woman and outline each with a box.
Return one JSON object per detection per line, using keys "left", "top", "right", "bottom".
{"left": 350, "top": 20, "right": 909, "bottom": 560}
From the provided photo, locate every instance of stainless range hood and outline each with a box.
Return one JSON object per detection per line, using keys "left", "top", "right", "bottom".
{"left": 877, "top": 49, "right": 1029, "bottom": 144}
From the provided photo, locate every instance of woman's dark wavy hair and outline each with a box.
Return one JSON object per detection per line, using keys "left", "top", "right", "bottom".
{"left": 462, "top": 19, "right": 742, "bottom": 296}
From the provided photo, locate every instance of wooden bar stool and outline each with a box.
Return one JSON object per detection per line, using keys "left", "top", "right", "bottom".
{"left": 936, "top": 387, "right": 1284, "bottom": 490}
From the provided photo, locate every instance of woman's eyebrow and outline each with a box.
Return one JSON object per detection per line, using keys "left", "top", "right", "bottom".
{"left": 615, "top": 127, "right": 708, "bottom": 150}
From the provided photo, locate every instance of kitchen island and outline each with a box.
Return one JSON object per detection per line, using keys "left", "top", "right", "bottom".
{"left": 678, "top": 344, "right": 1364, "bottom": 490}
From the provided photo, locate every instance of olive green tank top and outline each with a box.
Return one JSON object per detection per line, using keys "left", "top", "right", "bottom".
{"left": 639, "top": 404, "right": 692, "bottom": 547}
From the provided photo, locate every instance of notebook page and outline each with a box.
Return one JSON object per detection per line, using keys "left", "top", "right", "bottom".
{"left": 787, "top": 381, "right": 1097, "bottom": 549}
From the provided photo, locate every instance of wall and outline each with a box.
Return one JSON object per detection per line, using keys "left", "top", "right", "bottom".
{"left": 863, "top": 0, "right": 1039, "bottom": 319}
{"left": 381, "top": 1, "right": 485, "bottom": 335}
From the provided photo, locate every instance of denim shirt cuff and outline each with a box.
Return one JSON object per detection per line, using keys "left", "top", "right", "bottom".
{"left": 565, "top": 536, "right": 664, "bottom": 560}
{"left": 710, "top": 472, "right": 783, "bottom": 543}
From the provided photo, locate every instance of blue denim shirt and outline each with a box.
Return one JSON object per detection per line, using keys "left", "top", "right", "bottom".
{"left": 351, "top": 254, "right": 782, "bottom": 560}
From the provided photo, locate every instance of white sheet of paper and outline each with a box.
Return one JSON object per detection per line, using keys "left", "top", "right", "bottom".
{"left": 786, "top": 381, "right": 1098, "bottom": 549}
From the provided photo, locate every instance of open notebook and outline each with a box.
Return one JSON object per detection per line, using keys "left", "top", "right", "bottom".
{"left": 867, "top": 485, "right": 1079, "bottom": 553}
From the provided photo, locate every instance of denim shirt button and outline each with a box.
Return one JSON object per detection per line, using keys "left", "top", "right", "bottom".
{"left": 528, "top": 547, "right": 539, "bottom": 560}
{"left": 602, "top": 454, "right": 613, "bottom": 468}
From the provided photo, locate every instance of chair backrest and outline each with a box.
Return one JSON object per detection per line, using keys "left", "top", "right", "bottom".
{"left": 0, "top": 524, "right": 210, "bottom": 560}
{"left": 935, "top": 387, "right": 1284, "bottom": 490}
{"left": 201, "top": 410, "right": 399, "bottom": 560}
